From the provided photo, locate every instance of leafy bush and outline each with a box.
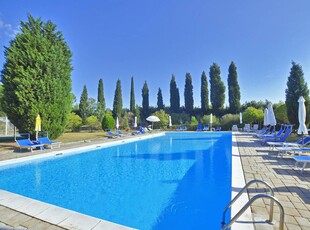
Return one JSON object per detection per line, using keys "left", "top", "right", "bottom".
{"left": 243, "top": 107, "right": 264, "bottom": 125}
{"left": 66, "top": 112, "right": 82, "bottom": 132}
{"left": 85, "top": 115, "right": 101, "bottom": 132}
{"left": 220, "top": 114, "right": 240, "bottom": 130}
{"left": 152, "top": 110, "right": 169, "bottom": 129}
{"left": 190, "top": 116, "right": 198, "bottom": 125}
{"left": 101, "top": 113, "right": 115, "bottom": 131}
{"left": 274, "top": 103, "right": 289, "bottom": 124}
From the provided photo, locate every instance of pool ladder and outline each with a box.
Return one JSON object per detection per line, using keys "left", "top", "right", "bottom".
{"left": 221, "top": 179, "right": 285, "bottom": 230}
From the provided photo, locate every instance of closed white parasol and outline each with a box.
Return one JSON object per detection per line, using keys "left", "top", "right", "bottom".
{"left": 267, "top": 103, "right": 277, "bottom": 127}
{"left": 298, "top": 96, "right": 308, "bottom": 135}
{"left": 168, "top": 116, "right": 172, "bottom": 127}
{"left": 263, "top": 108, "right": 269, "bottom": 126}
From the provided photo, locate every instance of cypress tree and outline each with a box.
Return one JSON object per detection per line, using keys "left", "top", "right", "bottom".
{"left": 112, "top": 79, "right": 123, "bottom": 118}
{"left": 79, "top": 85, "right": 88, "bottom": 124}
{"left": 157, "top": 88, "right": 164, "bottom": 110}
{"left": 170, "top": 74, "right": 180, "bottom": 113}
{"left": 209, "top": 63, "right": 226, "bottom": 116}
{"left": 1, "top": 15, "right": 73, "bottom": 139}
{"left": 285, "top": 62, "right": 310, "bottom": 125}
{"left": 184, "top": 73, "right": 194, "bottom": 115}
{"left": 227, "top": 62, "right": 241, "bottom": 114}
{"left": 201, "top": 71, "right": 209, "bottom": 114}
{"left": 130, "top": 77, "right": 135, "bottom": 112}
{"left": 142, "top": 81, "right": 149, "bottom": 118}
{"left": 97, "top": 78, "right": 105, "bottom": 120}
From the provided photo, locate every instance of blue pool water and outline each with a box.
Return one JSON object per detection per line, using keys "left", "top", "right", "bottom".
{"left": 0, "top": 132, "right": 232, "bottom": 229}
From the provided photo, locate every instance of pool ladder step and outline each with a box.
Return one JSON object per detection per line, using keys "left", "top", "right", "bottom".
{"left": 221, "top": 179, "right": 285, "bottom": 230}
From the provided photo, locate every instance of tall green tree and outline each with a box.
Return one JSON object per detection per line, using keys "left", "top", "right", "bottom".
{"left": 184, "top": 73, "right": 194, "bottom": 114}
{"left": 142, "top": 81, "right": 149, "bottom": 118}
{"left": 157, "top": 88, "right": 164, "bottom": 110}
{"left": 112, "top": 79, "right": 123, "bottom": 118}
{"left": 209, "top": 63, "right": 226, "bottom": 116}
{"left": 79, "top": 85, "right": 88, "bottom": 124}
{"left": 227, "top": 62, "right": 241, "bottom": 114}
{"left": 97, "top": 78, "right": 105, "bottom": 121}
{"left": 201, "top": 71, "right": 209, "bottom": 114}
{"left": 0, "top": 84, "right": 4, "bottom": 114}
{"left": 170, "top": 74, "right": 180, "bottom": 113}
{"left": 130, "top": 77, "right": 135, "bottom": 113}
{"left": 1, "top": 15, "right": 73, "bottom": 139}
{"left": 285, "top": 62, "right": 310, "bottom": 125}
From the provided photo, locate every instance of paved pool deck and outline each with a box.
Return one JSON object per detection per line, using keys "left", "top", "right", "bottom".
{"left": 0, "top": 132, "right": 309, "bottom": 229}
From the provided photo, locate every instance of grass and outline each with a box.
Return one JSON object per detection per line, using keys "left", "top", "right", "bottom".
{"left": 54, "top": 130, "right": 108, "bottom": 143}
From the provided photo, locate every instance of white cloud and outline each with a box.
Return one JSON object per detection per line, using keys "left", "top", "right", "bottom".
{"left": 0, "top": 17, "right": 19, "bottom": 39}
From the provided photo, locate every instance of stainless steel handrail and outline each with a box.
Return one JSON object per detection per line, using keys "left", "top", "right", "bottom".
{"left": 221, "top": 194, "right": 285, "bottom": 230}
{"left": 221, "top": 179, "right": 274, "bottom": 227}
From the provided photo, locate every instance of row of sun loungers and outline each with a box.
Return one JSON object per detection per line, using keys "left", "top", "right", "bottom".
{"left": 253, "top": 125, "right": 310, "bottom": 172}
{"left": 16, "top": 137, "right": 61, "bottom": 152}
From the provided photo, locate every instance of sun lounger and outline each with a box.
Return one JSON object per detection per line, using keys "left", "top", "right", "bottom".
{"left": 260, "top": 127, "right": 292, "bottom": 145}
{"left": 276, "top": 147, "right": 310, "bottom": 157}
{"left": 197, "top": 124, "right": 202, "bottom": 131}
{"left": 215, "top": 126, "right": 221, "bottom": 131}
{"left": 292, "top": 155, "right": 310, "bottom": 173}
{"left": 38, "top": 137, "right": 61, "bottom": 149}
{"left": 243, "top": 124, "right": 251, "bottom": 132}
{"left": 232, "top": 125, "right": 238, "bottom": 131}
{"left": 251, "top": 124, "right": 259, "bottom": 131}
{"left": 267, "top": 136, "right": 310, "bottom": 150}
{"left": 107, "top": 131, "right": 118, "bottom": 138}
{"left": 16, "top": 139, "right": 44, "bottom": 152}
{"left": 139, "top": 126, "right": 146, "bottom": 134}
{"left": 203, "top": 125, "right": 209, "bottom": 131}
{"left": 116, "top": 130, "right": 124, "bottom": 136}
{"left": 132, "top": 131, "right": 140, "bottom": 135}
{"left": 182, "top": 126, "right": 187, "bottom": 131}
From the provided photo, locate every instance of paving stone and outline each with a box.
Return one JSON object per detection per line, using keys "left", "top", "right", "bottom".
{"left": 295, "top": 216, "right": 310, "bottom": 227}
{"left": 285, "top": 223, "right": 302, "bottom": 230}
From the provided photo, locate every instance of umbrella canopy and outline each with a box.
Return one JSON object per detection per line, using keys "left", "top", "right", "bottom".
{"left": 146, "top": 116, "right": 160, "bottom": 122}
{"left": 210, "top": 113, "right": 213, "bottom": 124}
{"left": 267, "top": 103, "right": 277, "bottom": 126}
{"left": 146, "top": 115, "right": 160, "bottom": 129}
{"left": 263, "top": 108, "right": 269, "bottom": 126}
{"left": 298, "top": 96, "right": 308, "bottom": 135}
{"left": 239, "top": 112, "right": 242, "bottom": 124}
{"left": 116, "top": 117, "right": 119, "bottom": 129}
{"left": 133, "top": 116, "right": 137, "bottom": 128}
{"left": 35, "top": 114, "right": 41, "bottom": 140}
{"left": 168, "top": 116, "right": 172, "bottom": 127}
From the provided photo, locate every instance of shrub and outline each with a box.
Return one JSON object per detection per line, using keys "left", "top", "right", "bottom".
{"left": 220, "top": 114, "right": 240, "bottom": 130}
{"left": 101, "top": 113, "right": 115, "bottom": 131}
{"left": 85, "top": 115, "right": 101, "bottom": 132}
{"left": 152, "top": 110, "right": 169, "bottom": 129}
{"left": 190, "top": 116, "right": 198, "bottom": 125}
{"left": 66, "top": 112, "right": 82, "bottom": 132}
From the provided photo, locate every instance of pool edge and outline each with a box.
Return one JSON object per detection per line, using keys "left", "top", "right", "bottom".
{"left": 231, "top": 133, "right": 254, "bottom": 230}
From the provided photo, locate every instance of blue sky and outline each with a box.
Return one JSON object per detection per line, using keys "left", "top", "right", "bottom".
{"left": 1, "top": 0, "right": 310, "bottom": 109}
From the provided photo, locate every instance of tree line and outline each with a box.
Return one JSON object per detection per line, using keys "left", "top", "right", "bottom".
{"left": 76, "top": 62, "right": 240, "bottom": 121}
{"left": 0, "top": 15, "right": 309, "bottom": 138}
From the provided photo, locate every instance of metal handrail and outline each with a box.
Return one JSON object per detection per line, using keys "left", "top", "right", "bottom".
{"left": 221, "top": 194, "right": 284, "bottom": 230}
{"left": 222, "top": 179, "right": 274, "bottom": 226}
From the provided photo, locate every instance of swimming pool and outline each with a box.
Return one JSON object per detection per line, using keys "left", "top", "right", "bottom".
{"left": 0, "top": 132, "right": 232, "bottom": 229}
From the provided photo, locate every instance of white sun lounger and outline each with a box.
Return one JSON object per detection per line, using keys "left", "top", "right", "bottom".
{"left": 292, "top": 155, "right": 310, "bottom": 173}
{"left": 276, "top": 147, "right": 310, "bottom": 157}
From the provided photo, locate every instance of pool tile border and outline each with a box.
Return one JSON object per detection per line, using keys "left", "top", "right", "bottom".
{"left": 231, "top": 133, "right": 254, "bottom": 230}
